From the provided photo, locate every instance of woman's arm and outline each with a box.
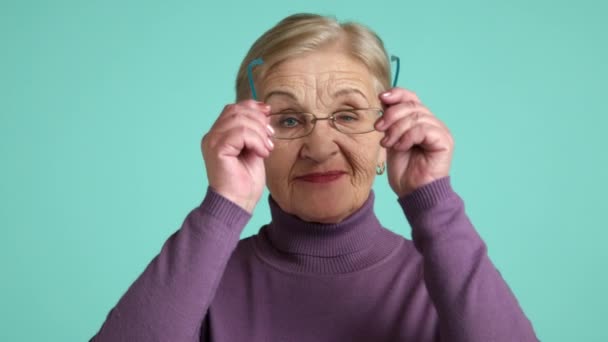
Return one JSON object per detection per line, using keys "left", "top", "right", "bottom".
{"left": 399, "top": 177, "right": 538, "bottom": 342}
{"left": 90, "top": 188, "right": 250, "bottom": 342}
{"left": 91, "top": 97, "right": 272, "bottom": 341}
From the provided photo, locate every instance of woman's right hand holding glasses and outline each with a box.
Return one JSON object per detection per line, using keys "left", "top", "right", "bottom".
{"left": 201, "top": 100, "right": 274, "bottom": 213}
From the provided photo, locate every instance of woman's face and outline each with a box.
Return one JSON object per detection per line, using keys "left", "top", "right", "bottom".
{"left": 259, "top": 48, "right": 385, "bottom": 223}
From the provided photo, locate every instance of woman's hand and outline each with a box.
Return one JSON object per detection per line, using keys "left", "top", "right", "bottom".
{"left": 375, "top": 88, "right": 454, "bottom": 197}
{"left": 201, "top": 100, "right": 274, "bottom": 213}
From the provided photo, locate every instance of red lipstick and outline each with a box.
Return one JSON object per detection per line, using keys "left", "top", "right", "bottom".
{"left": 295, "top": 171, "right": 346, "bottom": 183}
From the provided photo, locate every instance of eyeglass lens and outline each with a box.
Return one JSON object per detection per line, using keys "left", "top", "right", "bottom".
{"left": 268, "top": 109, "right": 381, "bottom": 139}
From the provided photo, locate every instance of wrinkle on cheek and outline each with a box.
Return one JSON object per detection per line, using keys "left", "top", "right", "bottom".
{"left": 340, "top": 145, "right": 376, "bottom": 214}
{"left": 342, "top": 146, "right": 375, "bottom": 188}
{"left": 266, "top": 140, "right": 301, "bottom": 197}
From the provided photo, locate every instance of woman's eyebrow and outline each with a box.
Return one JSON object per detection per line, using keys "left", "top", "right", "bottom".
{"left": 332, "top": 88, "right": 368, "bottom": 101}
{"left": 263, "top": 90, "right": 298, "bottom": 102}
{"left": 264, "top": 88, "right": 368, "bottom": 103}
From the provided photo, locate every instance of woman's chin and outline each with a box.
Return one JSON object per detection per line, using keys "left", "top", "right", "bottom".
{"left": 268, "top": 178, "right": 370, "bottom": 224}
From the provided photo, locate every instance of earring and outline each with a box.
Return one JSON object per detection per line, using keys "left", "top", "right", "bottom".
{"left": 376, "top": 161, "right": 386, "bottom": 175}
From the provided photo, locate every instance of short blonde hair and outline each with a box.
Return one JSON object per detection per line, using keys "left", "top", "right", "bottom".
{"left": 235, "top": 13, "right": 392, "bottom": 101}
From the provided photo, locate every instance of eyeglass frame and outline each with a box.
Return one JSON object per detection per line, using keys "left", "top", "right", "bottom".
{"left": 268, "top": 108, "right": 384, "bottom": 140}
{"left": 245, "top": 54, "right": 399, "bottom": 139}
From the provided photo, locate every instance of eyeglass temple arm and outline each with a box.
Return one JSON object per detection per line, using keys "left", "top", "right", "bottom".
{"left": 247, "top": 58, "right": 264, "bottom": 100}
{"left": 391, "top": 55, "right": 400, "bottom": 88}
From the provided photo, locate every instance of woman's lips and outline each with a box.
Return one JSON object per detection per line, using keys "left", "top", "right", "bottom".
{"left": 295, "top": 171, "right": 346, "bottom": 183}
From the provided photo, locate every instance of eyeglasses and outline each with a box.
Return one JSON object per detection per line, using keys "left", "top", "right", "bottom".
{"left": 245, "top": 55, "right": 399, "bottom": 139}
{"left": 269, "top": 108, "right": 383, "bottom": 140}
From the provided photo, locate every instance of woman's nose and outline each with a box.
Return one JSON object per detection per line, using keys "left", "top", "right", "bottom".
{"left": 299, "top": 119, "right": 339, "bottom": 162}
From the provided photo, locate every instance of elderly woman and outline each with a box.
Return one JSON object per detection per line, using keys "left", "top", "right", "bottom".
{"left": 92, "top": 13, "right": 538, "bottom": 342}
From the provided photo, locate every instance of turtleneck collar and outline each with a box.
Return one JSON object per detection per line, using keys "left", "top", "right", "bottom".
{"left": 253, "top": 191, "right": 403, "bottom": 274}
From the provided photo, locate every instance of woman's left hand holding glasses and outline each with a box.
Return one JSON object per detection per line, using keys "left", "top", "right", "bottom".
{"left": 375, "top": 87, "right": 455, "bottom": 198}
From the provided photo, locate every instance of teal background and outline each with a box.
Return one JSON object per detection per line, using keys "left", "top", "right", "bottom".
{"left": 1, "top": 0, "right": 606, "bottom": 341}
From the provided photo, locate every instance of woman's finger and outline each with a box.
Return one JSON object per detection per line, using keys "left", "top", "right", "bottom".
{"left": 238, "top": 99, "right": 272, "bottom": 114}
{"left": 216, "top": 108, "right": 275, "bottom": 140}
{"left": 208, "top": 115, "right": 273, "bottom": 149}
{"left": 216, "top": 125, "right": 273, "bottom": 159}
{"left": 376, "top": 102, "right": 433, "bottom": 131}
{"left": 391, "top": 123, "right": 451, "bottom": 153}
{"left": 218, "top": 103, "right": 272, "bottom": 133}
{"left": 381, "top": 111, "right": 437, "bottom": 148}
{"left": 378, "top": 87, "right": 423, "bottom": 106}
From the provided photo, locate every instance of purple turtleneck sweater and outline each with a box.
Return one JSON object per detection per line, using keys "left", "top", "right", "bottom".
{"left": 91, "top": 177, "right": 538, "bottom": 341}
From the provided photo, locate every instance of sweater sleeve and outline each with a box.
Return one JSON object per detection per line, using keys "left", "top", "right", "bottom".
{"left": 90, "top": 187, "right": 250, "bottom": 342}
{"left": 398, "top": 177, "right": 538, "bottom": 342}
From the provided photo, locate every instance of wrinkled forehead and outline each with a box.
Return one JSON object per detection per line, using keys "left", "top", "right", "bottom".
{"left": 258, "top": 52, "right": 378, "bottom": 106}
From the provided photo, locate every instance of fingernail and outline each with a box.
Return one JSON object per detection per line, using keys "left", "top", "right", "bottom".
{"left": 267, "top": 138, "right": 274, "bottom": 148}
{"left": 266, "top": 124, "right": 275, "bottom": 135}
{"left": 256, "top": 101, "right": 270, "bottom": 109}
{"left": 381, "top": 91, "right": 392, "bottom": 97}
{"left": 375, "top": 119, "right": 385, "bottom": 129}
{"left": 381, "top": 136, "right": 388, "bottom": 145}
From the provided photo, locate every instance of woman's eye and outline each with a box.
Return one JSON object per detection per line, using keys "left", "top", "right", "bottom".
{"left": 334, "top": 111, "right": 359, "bottom": 122}
{"left": 279, "top": 116, "right": 302, "bottom": 128}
